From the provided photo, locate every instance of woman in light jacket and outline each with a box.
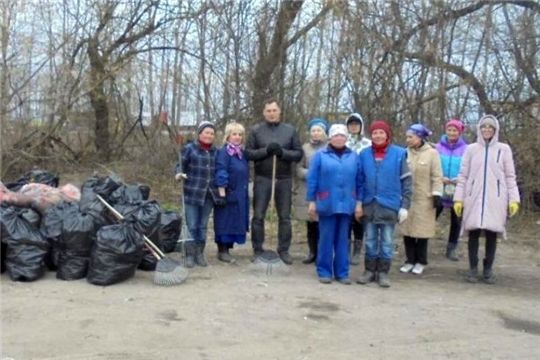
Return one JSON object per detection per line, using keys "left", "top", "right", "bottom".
{"left": 306, "top": 124, "right": 361, "bottom": 284}
{"left": 453, "top": 115, "right": 520, "bottom": 284}
{"left": 295, "top": 118, "right": 329, "bottom": 264}
{"left": 435, "top": 119, "right": 468, "bottom": 261}
{"left": 400, "top": 124, "right": 444, "bottom": 276}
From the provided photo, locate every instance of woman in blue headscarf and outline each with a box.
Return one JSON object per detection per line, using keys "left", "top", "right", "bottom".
{"left": 399, "top": 124, "right": 444, "bottom": 276}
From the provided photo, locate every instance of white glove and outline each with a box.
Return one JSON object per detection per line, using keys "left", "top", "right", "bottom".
{"left": 175, "top": 173, "right": 188, "bottom": 181}
{"left": 398, "top": 208, "right": 408, "bottom": 224}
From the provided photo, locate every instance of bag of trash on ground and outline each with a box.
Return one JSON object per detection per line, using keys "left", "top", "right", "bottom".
{"left": 0, "top": 205, "right": 49, "bottom": 281}
{"left": 87, "top": 221, "right": 144, "bottom": 286}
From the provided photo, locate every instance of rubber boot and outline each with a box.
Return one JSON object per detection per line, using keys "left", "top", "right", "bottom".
{"left": 482, "top": 258, "right": 496, "bottom": 284}
{"left": 467, "top": 267, "right": 478, "bottom": 283}
{"left": 217, "top": 243, "right": 235, "bottom": 263}
{"left": 446, "top": 247, "right": 459, "bottom": 261}
{"left": 377, "top": 259, "right": 391, "bottom": 288}
{"left": 303, "top": 223, "right": 318, "bottom": 264}
{"left": 184, "top": 242, "right": 196, "bottom": 268}
{"left": 357, "top": 258, "right": 377, "bottom": 284}
{"left": 350, "top": 239, "right": 362, "bottom": 266}
{"left": 194, "top": 242, "right": 208, "bottom": 267}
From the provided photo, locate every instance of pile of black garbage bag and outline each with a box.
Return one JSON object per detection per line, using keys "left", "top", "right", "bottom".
{"left": 1, "top": 170, "right": 183, "bottom": 286}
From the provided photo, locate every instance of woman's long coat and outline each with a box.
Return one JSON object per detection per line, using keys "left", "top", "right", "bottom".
{"left": 213, "top": 146, "right": 249, "bottom": 238}
{"left": 401, "top": 142, "right": 444, "bottom": 238}
{"left": 294, "top": 141, "right": 327, "bottom": 221}
{"left": 453, "top": 116, "right": 520, "bottom": 237}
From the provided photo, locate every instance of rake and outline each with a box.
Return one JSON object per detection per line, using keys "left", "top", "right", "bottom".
{"left": 175, "top": 150, "right": 196, "bottom": 267}
{"left": 250, "top": 155, "right": 289, "bottom": 276}
{"left": 96, "top": 195, "right": 188, "bottom": 286}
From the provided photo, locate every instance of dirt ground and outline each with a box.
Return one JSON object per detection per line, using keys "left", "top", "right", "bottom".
{"left": 2, "top": 217, "right": 540, "bottom": 360}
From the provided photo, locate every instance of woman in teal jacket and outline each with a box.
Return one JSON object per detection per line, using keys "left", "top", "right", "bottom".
{"left": 306, "top": 124, "right": 362, "bottom": 285}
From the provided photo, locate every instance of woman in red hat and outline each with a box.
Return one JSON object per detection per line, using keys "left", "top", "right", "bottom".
{"left": 356, "top": 120, "right": 412, "bottom": 288}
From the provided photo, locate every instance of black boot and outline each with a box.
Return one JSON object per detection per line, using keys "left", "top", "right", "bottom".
{"left": 357, "top": 258, "right": 377, "bottom": 284}
{"left": 184, "top": 242, "right": 196, "bottom": 268}
{"left": 217, "top": 243, "right": 235, "bottom": 263}
{"left": 482, "top": 258, "right": 496, "bottom": 284}
{"left": 194, "top": 242, "right": 208, "bottom": 267}
{"left": 377, "top": 259, "right": 391, "bottom": 288}
{"left": 350, "top": 239, "right": 363, "bottom": 266}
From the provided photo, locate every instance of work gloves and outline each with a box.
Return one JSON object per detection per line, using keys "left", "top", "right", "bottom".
{"left": 266, "top": 142, "right": 283, "bottom": 157}
{"left": 453, "top": 201, "right": 520, "bottom": 218}
{"left": 175, "top": 173, "right": 188, "bottom": 181}
{"left": 398, "top": 208, "right": 408, "bottom": 224}
{"left": 509, "top": 202, "right": 520, "bottom": 217}
{"left": 453, "top": 201, "right": 463, "bottom": 217}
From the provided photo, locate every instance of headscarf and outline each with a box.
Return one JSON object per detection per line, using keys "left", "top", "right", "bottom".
{"left": 407, "top": 123, "right": 433, "bottom": 139}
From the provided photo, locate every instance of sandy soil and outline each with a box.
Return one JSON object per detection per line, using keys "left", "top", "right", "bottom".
{"left": 2, "top": 226, "right": 540, "bottom": 360}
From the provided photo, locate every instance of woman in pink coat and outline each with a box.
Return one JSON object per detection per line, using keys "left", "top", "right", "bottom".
{"left": 453, "top": 115, "right": 520, "bottom": 284}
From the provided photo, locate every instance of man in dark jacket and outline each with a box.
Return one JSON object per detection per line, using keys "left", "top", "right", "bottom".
{"left": 246, "top": 98, "right": 303, "bottom": 264}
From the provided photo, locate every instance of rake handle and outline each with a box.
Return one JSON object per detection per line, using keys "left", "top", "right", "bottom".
{"left": 96, "top": 194, "right": 164, "bottom": 259}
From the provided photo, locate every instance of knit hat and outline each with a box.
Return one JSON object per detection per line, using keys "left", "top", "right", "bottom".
{"left": 346, "top": 113, "right": 363, "bottom": 126}
{"left": 479, "top": 115, "right": 498, "bottom": 129}
{"left": 328, "top": 124, "right": 348, "bottom": 138}
{"left": 307, "top": 118, "right": 329, "bottom": 134}
{"left": 445, "top": 119, "right": 464, "bottom": 134}
{"left": 370, "top": 120, "right": 391, "bottom": 138}
{"left": 407, "top": 123, "right": 433, "bottom": 139}
{"left": 198, "top": 121, "right": 215, "bottom": 134}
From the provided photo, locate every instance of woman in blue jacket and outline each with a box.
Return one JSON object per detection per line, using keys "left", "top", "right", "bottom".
{"left": 435, "top": 119, "right": 468, "bottom": 261}
{"left": 213, "top": 123, "right": 249, "bottom": 263}
{"left": 306, "top": 124, "right": 362, "bottom": 284}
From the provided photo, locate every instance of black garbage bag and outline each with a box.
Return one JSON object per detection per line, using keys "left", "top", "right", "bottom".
{"left": 25, "top": 169, "right": 59, "bottom": 187}
{"left": 121, "top": 201, "right": 162, "bottom": 271}
{"left": 81, "top": 174, "right": 123, "bottom": 200}
{"left": 160, "top": 210, "right": 182, "bottom": 253}
{"left": 87, "top": 221, "right": 144, "bottom": 286}
{"left": 1, "top": 241, "right": 7, "bottom": 273}
{"left": 80, "top": 175, "right": 99, "bottom": 196}
{"left": 21, "top": 169, "right": 59, "bottom": 188}
{"left": 56, "top": 201, "right": 105, "bottom": 281}
{"left": 109, "top": 185, "right": 145, "bottom": 205}
{"left": 138, "top": 184, "right": 151, "bottom": 200}
{"left": 79, "top": 192, "right": 110, "bottom": 226}
{"left": 19, "top": 207, "right": 42, "bottom": 228}
{"left": 40, "top": 202, "right": 65, "bottom": 270}
{"left": 0, "top": 205, "right": 49, "bottom": 281}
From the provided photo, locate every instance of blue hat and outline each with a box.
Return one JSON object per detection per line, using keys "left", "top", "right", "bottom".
{"left": 307, "top": 118, "right": 329, "bottom": 134}
{"left": 407, "top": 123, "right": 433, "bottom": 139}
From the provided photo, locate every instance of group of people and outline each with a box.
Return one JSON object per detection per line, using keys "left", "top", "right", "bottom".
{"left": 175, "top": 98, "right": 520, "bottom": 287}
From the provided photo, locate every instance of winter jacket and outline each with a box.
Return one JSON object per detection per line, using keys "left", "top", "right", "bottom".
{"left": 294, "top": 140, "right": 327, "bottom": 221}
{"left": 454, "top": 116, "right": 520, "bottom": 237}
{"left": 306, "top": 146, "right": 360, "bottom": 217}
{"left": 176, "top": 141, "right": 219, "bottom": 207}
{"left": 436, "top": 136, "right": 468, "bottom": 207}
{"left": 401, "top": 142, "right": 444, "bottom": 239}
{"left": 357, "top": 145, "right": 413, "bottom": 224}
{"left": 345, "top": 113, "right": 372, "bottom": 153}
{"left": 245, "top": 121, "right": 303, "bottom": 179}
{"left": 213, "top": 146, "right": 249, "bottom": 237}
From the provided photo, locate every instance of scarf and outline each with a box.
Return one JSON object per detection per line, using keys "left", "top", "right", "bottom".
{"left": 372, "top": 140, "right": 390, "bottom": 160}
{"left": 226, "top": 142, "right": 243, "bottom": 159}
